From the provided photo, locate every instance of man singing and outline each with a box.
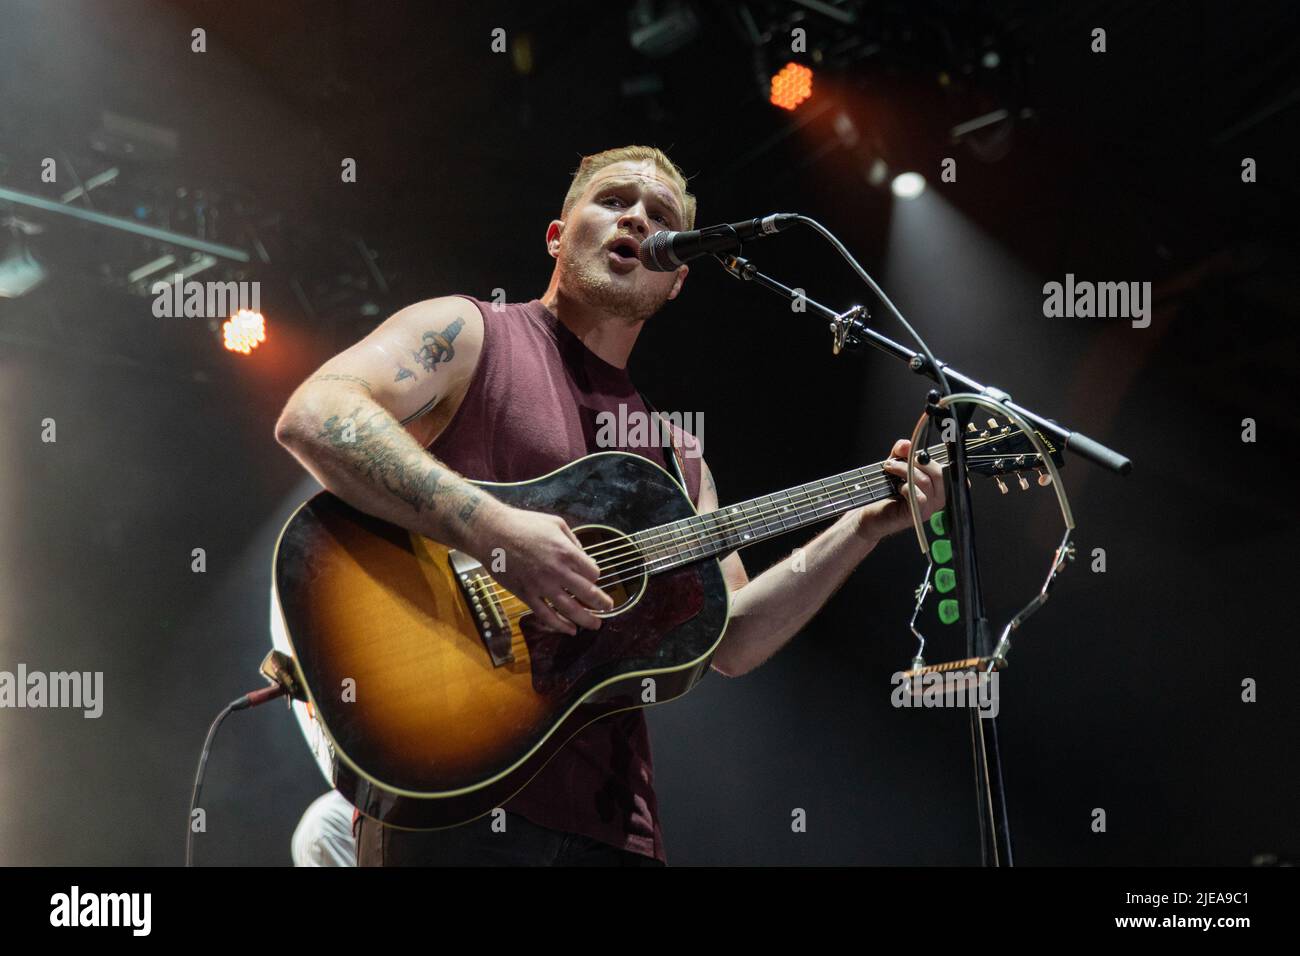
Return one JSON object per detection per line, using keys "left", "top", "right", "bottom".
{"left": 273, "top": 145, "right": 944, "bottom": 866}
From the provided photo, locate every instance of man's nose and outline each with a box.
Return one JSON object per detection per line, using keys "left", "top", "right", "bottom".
{"left": 618, "top": 207, "right": 650, "bottom": 237}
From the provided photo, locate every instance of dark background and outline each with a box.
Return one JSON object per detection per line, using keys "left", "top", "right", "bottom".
{"left": 0, "top": 0, "right": 1296, "bottom": 866}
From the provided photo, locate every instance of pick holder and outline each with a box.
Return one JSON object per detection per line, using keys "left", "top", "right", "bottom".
{"left": 902, "top": 390, "right": 1077, "bottom": 680}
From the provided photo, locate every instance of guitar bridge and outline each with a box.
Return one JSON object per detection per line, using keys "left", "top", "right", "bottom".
{"left": 447, "top": 550, "right": 514, "bottom": 667}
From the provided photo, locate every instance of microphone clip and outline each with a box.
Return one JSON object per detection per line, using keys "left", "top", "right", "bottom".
{"left": 829, "top": 304, "right": 870, "bottom": 354}
{"left": 716, "top": 253, "right": 755, "bottom": 280}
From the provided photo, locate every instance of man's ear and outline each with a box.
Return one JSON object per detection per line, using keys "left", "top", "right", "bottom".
{"left": 545, "top": 220, "right": 563, "bottom": 259}
{"left": 667, "top": 263, "right": 689, "bottom": 300}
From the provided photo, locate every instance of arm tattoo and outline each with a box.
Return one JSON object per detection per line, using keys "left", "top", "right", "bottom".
{"left": 318, "top": 406, "right": 444, "bottom": 513}
{"left": 458, "top": 491, "right": 482, "bottom": 524}
{"left": 411, "top": 317, "right": 465, "bottom": 373}
{"left": 308, "top": 373, "right": 373, "bottom": 393}
{"left": 397, "top": 394, "right": 440, "bottom": 427}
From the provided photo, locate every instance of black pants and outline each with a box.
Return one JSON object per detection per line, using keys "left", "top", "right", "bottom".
{"left": 355, "top": 811, "right": 664, "bottom": 867}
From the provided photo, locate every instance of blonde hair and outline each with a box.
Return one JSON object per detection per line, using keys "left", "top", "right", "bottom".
{"left": 561, "top": 145, "right": 697, "bottom": 231}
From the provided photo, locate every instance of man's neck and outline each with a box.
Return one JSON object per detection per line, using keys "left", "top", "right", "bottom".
{"left": 538, "top": 288, "right": 644, "bottom": 369}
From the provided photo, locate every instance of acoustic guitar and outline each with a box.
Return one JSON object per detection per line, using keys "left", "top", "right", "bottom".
{"left": 271, "top": 420, "right": 1057, "bottom": 828}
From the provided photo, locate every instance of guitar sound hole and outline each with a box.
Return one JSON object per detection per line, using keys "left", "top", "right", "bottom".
{"left": 572, "top": 525, "right": 646, "bottom": 616}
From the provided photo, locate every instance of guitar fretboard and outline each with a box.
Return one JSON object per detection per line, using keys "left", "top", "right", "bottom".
{"left": 625, "top": 442, "right": 954, "bottom": 574}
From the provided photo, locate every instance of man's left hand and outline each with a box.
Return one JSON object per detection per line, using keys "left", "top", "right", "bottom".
{"left": 848, "top": 438, "right": 945, "bottom": 542}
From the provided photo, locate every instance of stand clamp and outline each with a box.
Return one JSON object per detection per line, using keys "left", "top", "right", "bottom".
{"left": 829, "top": 304, "right": 870, "bottom": 354}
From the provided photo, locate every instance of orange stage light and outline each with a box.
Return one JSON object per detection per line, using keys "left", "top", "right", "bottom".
{"left": 222, "top": 309, "right": 266, "bottom": 354}
{"left": 769, "top": 62, "right": 813, "bottom": 111}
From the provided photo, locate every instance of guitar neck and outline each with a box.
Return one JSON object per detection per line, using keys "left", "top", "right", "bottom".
{"left": 629, "top": 442, "right": 952, "bottom": 574}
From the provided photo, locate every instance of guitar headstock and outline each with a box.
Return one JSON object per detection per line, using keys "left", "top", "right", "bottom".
{"left": 961, "top": 416, "right": 1064, "bottom": 492}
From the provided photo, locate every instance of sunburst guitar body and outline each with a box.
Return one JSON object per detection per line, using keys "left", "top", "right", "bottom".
{"left": 272, "top": 451, "right": 729, "bottom": 830}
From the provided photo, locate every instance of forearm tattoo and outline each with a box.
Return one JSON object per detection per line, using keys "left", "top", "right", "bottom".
{"left": 319, "top": 406, "right": 444, "bottom": 514}
{"left": 458, "top": 492, "right": 482, "bottom": 523}
{"left": 318, "top": 404, "right": 485, "bottom": 527}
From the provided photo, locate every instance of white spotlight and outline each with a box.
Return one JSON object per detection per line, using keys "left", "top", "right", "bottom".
{"left": 0, "top": 218, "right": 46, "bottom": 298}
{"left": 890, "top": 172, "right": 926, "bottom": 199}
{"left": 0, "top": 239, "right": 46, "bottom": 298}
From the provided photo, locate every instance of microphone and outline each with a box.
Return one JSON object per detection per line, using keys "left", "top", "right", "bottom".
{"left": 638, "top": 213, "right": 800, "bottom": 271}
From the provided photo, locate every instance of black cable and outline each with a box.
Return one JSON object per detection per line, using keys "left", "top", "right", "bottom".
{"left": 794, "top": 214, "right": 952, "bottom": 397}
{"left": 186, "top": 685, "right": 287, "bottom": 867}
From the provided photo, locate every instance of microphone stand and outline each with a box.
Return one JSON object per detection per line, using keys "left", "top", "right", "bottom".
{"left": 713, "top": 251, "right": 1130, "bottom": 866}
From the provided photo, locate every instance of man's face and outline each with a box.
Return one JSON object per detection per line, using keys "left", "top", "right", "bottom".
{"left": 547, "top": 160, "right": 689, "bottom": 321}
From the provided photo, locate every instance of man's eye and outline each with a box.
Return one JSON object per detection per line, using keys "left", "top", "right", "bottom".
{"left": 601, "top": 196, "right": 669, "bottom": 225}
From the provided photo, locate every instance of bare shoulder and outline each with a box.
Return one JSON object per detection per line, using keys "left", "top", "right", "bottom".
{"left": 386, "top": 294, "right": 483, "bottom": 335}
{"left": 381, "top": 295, "right": 484, "bottom": 381}
{"left": 297, "top": 294, "right": 484, "bottom": 428}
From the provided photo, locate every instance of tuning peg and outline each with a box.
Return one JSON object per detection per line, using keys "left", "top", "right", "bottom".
{"left": 986, "top": 418, "right": 998, "bottom": 429}
{"left": 967, "top": 422, "right": 977, "bottom": 433}
{"left": 994, "top": 476, "right": 1008, "bottom": 494}
{"left": 1035, "top": 468, "right": 1052, "bottom": 487}
{"left": 1017, "top": 474, "right": 1030, "bottom": 491}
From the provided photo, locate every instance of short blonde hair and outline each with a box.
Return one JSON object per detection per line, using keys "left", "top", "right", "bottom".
{"left": 561, "top": 145, "right": 697, "bottom": 231}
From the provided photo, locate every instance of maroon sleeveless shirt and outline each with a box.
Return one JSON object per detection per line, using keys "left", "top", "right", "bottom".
{"left": 427, "top": 295, "right": 701, "bottom": 863}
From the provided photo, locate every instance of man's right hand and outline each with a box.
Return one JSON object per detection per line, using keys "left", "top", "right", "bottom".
{"left": 470, "top": 505, "right": 615, "bottom": 635}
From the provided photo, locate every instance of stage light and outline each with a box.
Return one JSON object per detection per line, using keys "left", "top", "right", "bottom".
{"left": 770, "top": 62, "right": 813, "bottom": 111}
{"left": 0, "top": 224, "right": 46, "bottom": 298}
{"left": 891, "top": 172, "right": 926, "bottom": 199}
{"left": 866, "top": 158, "right": 890, "bottom": 187}
{"left": 833, "top": 111, "right": 860, "bottom": 148}
{"left": 222, "top": 309, "right": 266, "bottom": 354}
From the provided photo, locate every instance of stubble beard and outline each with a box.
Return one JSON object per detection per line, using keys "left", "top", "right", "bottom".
{"left": 559, "top": 241, "right": 668, "bottom": 323}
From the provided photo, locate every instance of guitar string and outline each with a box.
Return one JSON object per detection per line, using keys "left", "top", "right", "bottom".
{"left": 475, "top": 434, "right": 1041, "bottom": 618}
{"left": 474, "top": 430, "right": 1026, "bottom": 603}
{"left": 485, "top": 446, "right": 1036, "bottom": 617}
{"left": 484, "top": 445, "right": 1041, "bottom": 633}
{"left": 489, "top": 449, "right": 939, "bottom": 606}
{"left": 484, "top": 445, "right": 1035, "bottom": 639}
{"left": 479, "top": 431, "right": 1004, "bottom": 592}
{"left": 476, "top": 437, "right": 1030, "bottom": 612}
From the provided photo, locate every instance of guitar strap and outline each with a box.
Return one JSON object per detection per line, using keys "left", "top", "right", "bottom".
{"left": 637, "top": 393, "right": 690, "bottom": 498}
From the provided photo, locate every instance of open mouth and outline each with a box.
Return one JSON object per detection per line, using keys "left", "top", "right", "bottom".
{"left": 607, "top": 236, "right": 640, "bottom": 264}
